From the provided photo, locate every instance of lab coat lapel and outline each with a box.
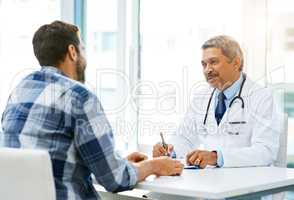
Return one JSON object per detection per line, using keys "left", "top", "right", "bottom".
{"left": 205, "top": 90, "right": 218, "bottom": 133}
{"left": 218, "top": 77, "right": 252, "bottom": 127}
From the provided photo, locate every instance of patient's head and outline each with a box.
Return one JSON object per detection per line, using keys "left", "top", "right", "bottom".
{"left": 32, "top": 20, "right": 86, "bottom": 83}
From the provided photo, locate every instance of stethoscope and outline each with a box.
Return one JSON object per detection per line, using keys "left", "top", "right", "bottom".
{"left": 203, "top": 73, "right": 247, "bottom": 125}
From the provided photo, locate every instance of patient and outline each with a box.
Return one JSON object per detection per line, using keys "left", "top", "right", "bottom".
{"left": 0, "top": 21, "right": 183, "bottom": 200}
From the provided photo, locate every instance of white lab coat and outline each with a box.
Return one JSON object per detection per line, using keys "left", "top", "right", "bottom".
{"left": 170, "top": 76, "right": 281, "bottom": 168}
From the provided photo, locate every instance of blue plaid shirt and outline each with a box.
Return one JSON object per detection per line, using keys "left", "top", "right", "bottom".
{"left": 0, "top": 66, "right": 138, "bottom": 200}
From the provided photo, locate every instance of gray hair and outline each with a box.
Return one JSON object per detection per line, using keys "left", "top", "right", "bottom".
{"left": 201, "top": 35, "right": 244, "bottom": 71}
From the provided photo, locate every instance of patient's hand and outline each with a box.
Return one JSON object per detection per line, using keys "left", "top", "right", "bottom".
{"left": 152, "top": 157, "right": 184, "bottom": 176}
{"left": 133, "top": 156, "right": 184, "bottom": 181}
{"left": 127, "top": 152, "right": 148, "bottom": 163}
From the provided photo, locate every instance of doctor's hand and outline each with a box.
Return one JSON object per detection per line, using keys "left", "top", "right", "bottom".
{"left": 127, "top": 152, "right": 148, "bottom": 163}
{"left": 186, "top": 150, "right": 217, "bottom": 169}
{"left": 152, "top": 142, "right": 174, "bottom": 157}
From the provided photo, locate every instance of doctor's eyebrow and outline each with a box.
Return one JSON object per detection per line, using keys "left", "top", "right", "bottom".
{"left": 201, "top": 57, "right": 219, "bottom": 67}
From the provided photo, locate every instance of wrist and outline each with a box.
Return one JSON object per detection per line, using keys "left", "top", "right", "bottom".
{"left": 148, "top": 159, "right": 159, "bottom": 175}
{"left": 134, "top": 160, "right": 155, "bottom": 182}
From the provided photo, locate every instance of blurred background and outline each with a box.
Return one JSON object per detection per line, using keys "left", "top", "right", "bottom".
{"left": 0, "top": 2, "right": 294, "bottom": 197}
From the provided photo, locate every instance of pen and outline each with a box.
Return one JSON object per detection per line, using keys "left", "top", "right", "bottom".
{"left": 160, "top": 132, "right": 169, "bottom": 156}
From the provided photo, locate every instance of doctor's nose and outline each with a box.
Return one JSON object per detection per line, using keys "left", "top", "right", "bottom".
{"left": 204, "top": 65, "right": 213, "bottom": 74}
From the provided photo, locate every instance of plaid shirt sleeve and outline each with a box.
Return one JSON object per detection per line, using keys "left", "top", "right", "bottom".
{"left": 72, "top": 87, "right": 138, "bottom": 192}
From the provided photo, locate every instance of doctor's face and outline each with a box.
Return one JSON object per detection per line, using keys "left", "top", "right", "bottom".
{"left": 201, "top": 47, "right": 240, "bottom": 91}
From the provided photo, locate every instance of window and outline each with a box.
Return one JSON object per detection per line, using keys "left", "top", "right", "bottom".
{"left": 0, "top": 0, "right": 61, "bottom": 128}
{"left": 85, "top": 0, "right": 131, "bottom": 151}
{"left": 267, "top": 0, "right": 294, "bottom": 168}
{"left": 138, "top": 0, "right": 245, "bottom": 146}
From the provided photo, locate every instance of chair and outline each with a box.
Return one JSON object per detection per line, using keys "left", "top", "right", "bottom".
{"left": 274, "top": 113, "right": 288, "bottom": 167}
{"left": 272, "top": 113, "right": 288, "bottom": 200}
{"left": 0, "top": 148, "right": 56, "bottom": 200}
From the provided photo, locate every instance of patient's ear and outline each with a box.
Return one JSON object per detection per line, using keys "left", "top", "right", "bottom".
{"left": 67, "top": 44, "right": 78, "bottom": 62}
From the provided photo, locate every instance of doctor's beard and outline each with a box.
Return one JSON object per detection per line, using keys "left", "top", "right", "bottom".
{"left": 205, "top": 71, "right": 234, "bottom": 91}
{"left": 205, "top": 71, "right": 227, "bottom": 90}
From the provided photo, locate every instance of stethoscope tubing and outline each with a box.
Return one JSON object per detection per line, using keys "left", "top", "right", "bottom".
{"left": 203, "top": 73, "right": 247, "bottom": 125}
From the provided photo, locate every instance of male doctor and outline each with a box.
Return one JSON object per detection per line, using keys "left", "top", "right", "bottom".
{"left": 153, "top": 35, "right": 281, "bottom": 168}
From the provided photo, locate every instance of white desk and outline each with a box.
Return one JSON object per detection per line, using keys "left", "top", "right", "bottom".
{"left": 135, "top": 167, "right": 294, "bottom": 199}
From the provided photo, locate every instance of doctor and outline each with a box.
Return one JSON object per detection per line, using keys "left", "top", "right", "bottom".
{"left": 153, "top": 35, "right": 281, "bottom": 168}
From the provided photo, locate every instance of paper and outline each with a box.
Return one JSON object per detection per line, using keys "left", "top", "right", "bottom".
{"left": 176, "top": 159, "right": 200, "bottom": 169}
{"left": 184, "top": 165, "right": 200, "bottom": 169}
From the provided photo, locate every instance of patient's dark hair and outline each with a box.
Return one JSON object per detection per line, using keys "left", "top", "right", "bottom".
{"left": 32, "top": 20, "right": 80, "bottom": 67}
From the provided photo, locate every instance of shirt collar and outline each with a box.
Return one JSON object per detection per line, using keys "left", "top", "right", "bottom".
{"left": 41, "top": 66, "right": 66, "bottom": 76}
{"left": 216, "top": 73, "right": 243, "bottom": 101}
